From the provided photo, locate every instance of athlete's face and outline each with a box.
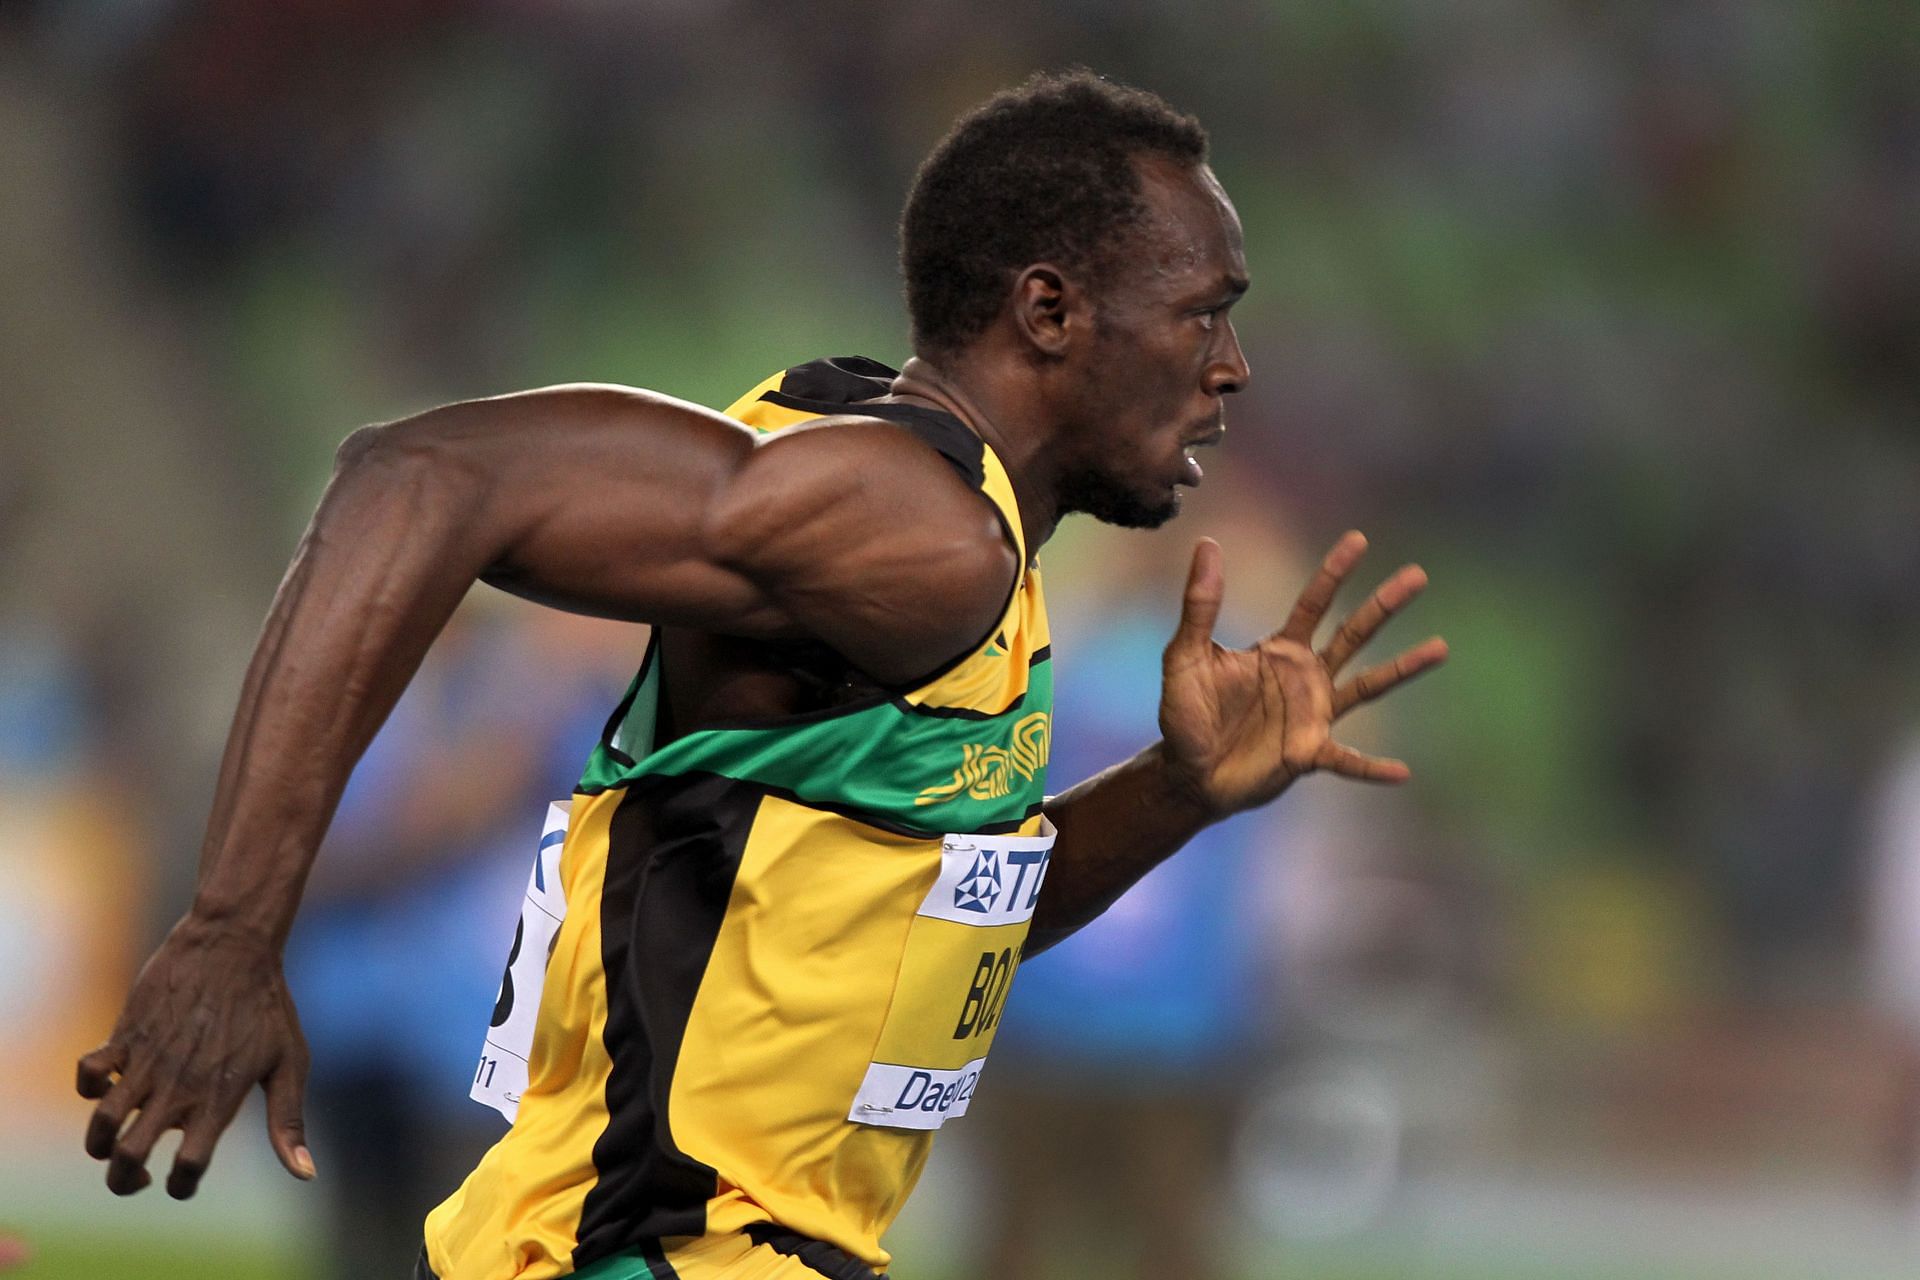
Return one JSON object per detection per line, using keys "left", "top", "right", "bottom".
{"left": 1061, "top": 157, "right": 1250, "bottom": 528}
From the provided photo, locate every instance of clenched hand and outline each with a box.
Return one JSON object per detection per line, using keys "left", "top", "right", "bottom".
{"left": 76, "top": 916, "right": 314, "bottom": 1199}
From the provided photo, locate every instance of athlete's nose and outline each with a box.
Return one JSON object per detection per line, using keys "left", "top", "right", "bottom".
{"left": 1208, "top": 317, "right": 1251, "bottom": 396}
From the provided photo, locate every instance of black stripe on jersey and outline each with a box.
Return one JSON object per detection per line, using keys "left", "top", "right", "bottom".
{"left": 638, "top": 1240, "right": 680, "bottom": 1279}
{"left": 743, "top": 1223, "right": 888, "bottom": 1280}
{"left": 756, "top": 357, "right": 987, "bottom": 492}
{"left": 887, "top": 647, "right": 1053, "bottom": 722}
{"left": 756, "top": 393, "right": 989, "bottom": 494}
{"left": 595, "top": 637, "right": 658, "bottom": 772}
{"left": 573, "top": 774, "right": 764, "bottom": 1269}
{"left": 775, "top": 355, "right": 900, "bottom": 403}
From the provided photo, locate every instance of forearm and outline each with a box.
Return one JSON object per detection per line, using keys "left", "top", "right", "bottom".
{"left": 1029, "top": 742, "right": 1232, "bottom": 953}
{"left": 186, "top": 428, "right": 496, "bottom": 946}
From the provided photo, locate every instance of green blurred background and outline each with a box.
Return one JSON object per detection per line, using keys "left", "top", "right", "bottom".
{"left": 2, "top": 1, "right": 1918, "bottom": 1277}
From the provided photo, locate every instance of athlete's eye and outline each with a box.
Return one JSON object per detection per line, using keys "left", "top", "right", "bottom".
{"left": 1195, "top": 308, "right": 1220, "bottom": 330}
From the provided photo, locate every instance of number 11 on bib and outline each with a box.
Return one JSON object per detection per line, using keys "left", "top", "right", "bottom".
{"left": 472, "top": 800, "right": 571, "bottom": 1123}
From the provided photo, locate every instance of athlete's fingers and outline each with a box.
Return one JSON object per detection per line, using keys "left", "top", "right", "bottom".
{"left": 1333, "top": 636, "right": 1450, "bottom": 716}
{"left": 106, "top": 1092, "right": 182, "bottom": 1196}
{"left": 76, "top": 1041, "right": 127, "bottom": 1100}
{"left": 1278, "top": 531, "right": 1367, "bottom": 645}
{"left": 265, "top": 1054, "right": 316, "bottom": 1181}
{"left": 1320, "top": 565, "right": 1428, "bottom": 675}
{"left": 168, "top": 1083, "right": 250, "bottom": 1201}
{"left": 1316, "top": 741, "right": 1411, "bottom": 784}
{"left": 84, "top": 1065, "right": 149, "bottom": 1161}
{"left": 1168, "top": 538, "right": 1224, "bottom": 656}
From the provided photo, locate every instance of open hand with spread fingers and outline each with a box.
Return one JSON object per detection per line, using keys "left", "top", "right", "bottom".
{"left": 1158, "top": 530, "right": 1448, "bottom": 818}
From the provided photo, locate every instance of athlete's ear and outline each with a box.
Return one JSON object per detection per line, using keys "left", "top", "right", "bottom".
{"left": 1009, "top": 264, "right": 1083, "bottom": 358}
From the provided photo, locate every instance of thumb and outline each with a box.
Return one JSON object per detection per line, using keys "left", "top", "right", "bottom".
{"left": 265, "top": 1054, "right": 315, "bottom": 1181}
{"left": 1168, "top": 538, "right": 1224, "bottom": 657}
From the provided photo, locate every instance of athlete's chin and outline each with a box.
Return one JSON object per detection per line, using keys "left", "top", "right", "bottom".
{"left": 1102, "top": 501, "right": 1179, "bottom": 530}
{"left": 1059, "top": 467, "right": 1181, "bottom": 529}
{"left": 1086, "top": 488, "right": 1182, "bottom": 529}
{"left": 1132, "top": 489, "right": 1183, "bottom": 528}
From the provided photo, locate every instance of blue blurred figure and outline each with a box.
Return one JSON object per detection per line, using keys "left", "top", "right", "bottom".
{"left": 978, "top": 587, "right": 1291, "bottom": 1280}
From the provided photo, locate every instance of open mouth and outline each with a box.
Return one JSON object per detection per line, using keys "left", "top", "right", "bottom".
{"left": 1186, "top": 421, "right": 1227, "bottom": 448}
{"left": 1179, "top": 447, "right": 1206, "bottom": 485}
{"left": 1179, "top": 424, "right": 1225, "bottom": 484}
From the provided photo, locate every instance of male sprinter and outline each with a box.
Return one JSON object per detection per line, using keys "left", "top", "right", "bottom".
{"left": 77, "top": 72, "right": 1447, "bottom": 1279}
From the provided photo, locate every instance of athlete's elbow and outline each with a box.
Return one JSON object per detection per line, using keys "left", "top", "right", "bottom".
{"left": 333, "top": 424, "right": 379, "bottom": 475}
{"left": 333, "top": 409, "right": 495, "bottom": 506}
{"left": 308, "top": 419, "right": 506, "bottom": 580}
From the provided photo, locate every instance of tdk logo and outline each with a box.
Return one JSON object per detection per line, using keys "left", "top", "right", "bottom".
{"left": 954, "top": 849, "right": 1002, "bottom": 913}
{"left": 920, "top": 830, "right": 1055, "bottom": 928}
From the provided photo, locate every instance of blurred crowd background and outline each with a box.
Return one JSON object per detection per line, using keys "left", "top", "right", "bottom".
{"left": 2, "top": 1, "right": 1917, "bottom": 1277}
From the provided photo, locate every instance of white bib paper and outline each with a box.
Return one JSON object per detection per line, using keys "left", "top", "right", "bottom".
{"left": 846, "top": 820, "right": 1055, "bottom": 1131}
{"left": 471, "top": 801, "right": 570, "bottom": 1123}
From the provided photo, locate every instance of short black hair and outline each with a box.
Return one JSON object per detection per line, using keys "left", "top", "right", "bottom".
{"left": 900, "top": 69, "right": 1209, "bottom": 356}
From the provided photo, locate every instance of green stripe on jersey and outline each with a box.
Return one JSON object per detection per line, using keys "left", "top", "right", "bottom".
{"left": 568, "top": 1250, "right": 660, "bottom": 1280}
{"left": 579, "top": 659, "right": 1052, "bottom": 836}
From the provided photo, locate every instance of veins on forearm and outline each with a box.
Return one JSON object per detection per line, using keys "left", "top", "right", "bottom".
{"left": 188, "top": 444, "right": 490, "bottom": 940}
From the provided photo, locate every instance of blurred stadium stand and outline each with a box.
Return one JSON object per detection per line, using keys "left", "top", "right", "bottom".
{"left": 2, "top": 1, "right": 1917, "bottom": 1276}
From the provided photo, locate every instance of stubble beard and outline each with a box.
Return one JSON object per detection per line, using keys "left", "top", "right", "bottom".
{"left": 1058, "top": 464, "right": 1180, "bottom": 529}
{"left": 1056, "top": 322, "right": 1183, "bottom": 529}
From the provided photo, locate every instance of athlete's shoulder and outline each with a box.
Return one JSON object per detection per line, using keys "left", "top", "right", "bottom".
{"left": 702, "top": 357, "right": 1016, "bottom": 682}
{"left": 724, "top": 355, "right": 996, "bottom": 503}
{"left": 713, "top": 414, "right": 1010, "bottom": 577}
{"left": 719, "top": 357, "right": 1004, "bottom": 549}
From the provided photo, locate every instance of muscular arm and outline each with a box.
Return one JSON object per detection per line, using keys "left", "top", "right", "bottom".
{"left": 77, "top": 384, "right": 1013, "bottom": 1198}
{"left": 187, "top": 388, "right": 1009, "bottom": 941}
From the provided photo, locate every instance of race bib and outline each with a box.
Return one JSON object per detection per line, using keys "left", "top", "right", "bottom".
{"left": 472, "top": 801, "right": 570, "bottom": 1123}
{"left": 848, "top": 820, "right": 1056, "bottom": 1131}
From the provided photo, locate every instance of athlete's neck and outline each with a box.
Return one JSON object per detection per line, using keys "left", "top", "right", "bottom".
{"left": 888, "top": 355, "right": 1062, "bottom": 552}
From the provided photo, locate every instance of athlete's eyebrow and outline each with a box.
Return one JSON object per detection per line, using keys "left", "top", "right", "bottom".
{"left": 1181, "top": 275, "right": 1249, "bottom": 310}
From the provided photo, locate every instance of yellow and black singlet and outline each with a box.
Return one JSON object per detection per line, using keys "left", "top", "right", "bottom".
{"left": 423, "top": 357, "right": 1054, "bottom": 1279}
